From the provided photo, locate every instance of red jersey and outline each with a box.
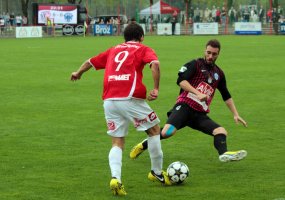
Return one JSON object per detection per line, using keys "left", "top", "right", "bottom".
{"left": 89, "top": 41, "right": 158, "bottom": 100}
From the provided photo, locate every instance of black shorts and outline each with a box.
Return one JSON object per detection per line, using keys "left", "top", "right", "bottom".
{"left": 166, "top": 103, "right": 221, "bottom": 135}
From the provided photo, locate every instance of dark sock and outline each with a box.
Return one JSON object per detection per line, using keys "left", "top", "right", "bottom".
{"left": 214, "top": 134, "right": 227, "bottom": 155}
{"left": 142, "top": 128, "right": 165, "bottom": 150}
{"left": 142, "top": 139, "right": 148, "bottom": 149}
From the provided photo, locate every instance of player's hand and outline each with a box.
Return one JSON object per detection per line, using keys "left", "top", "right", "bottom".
{"left": 70, "top": 72, "right": 81, "bottom": 81}
{"left": 147, "top": 89, "right": 159, "bottom": 101}
{"left": 197, "top": 93, "right": 208, "bottom": 102}
{"left": 234, "top": 115, "right": 247, "bottom": 127}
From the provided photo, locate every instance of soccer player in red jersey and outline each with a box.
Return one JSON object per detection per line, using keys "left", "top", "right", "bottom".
{"left": 71, "top": 23, "right": 171, "bottom": 196}
{"left": 130, "top": 39, "right": 248, "bottom": 163}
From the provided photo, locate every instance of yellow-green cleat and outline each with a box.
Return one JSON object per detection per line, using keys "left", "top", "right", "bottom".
{"left": 110, "top": 178, "right": 127, "bottom": 196}
{"left": 148, "top": 170, "right": 172, "bottom": 186}
{"left": 129, "top": 139, "right": 147, "bottom": 159}
{"left": 219, "top": 150, "right": 247, "bottom": 162}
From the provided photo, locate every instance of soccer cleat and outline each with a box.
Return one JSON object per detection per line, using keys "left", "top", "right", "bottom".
{"left": 129, "top": 139, "right": 147, "bottom": 159}
{"left": 219, "top": 150, "right": 247, "bottom": 162}
{"left": 110, "top": 178, "right": 127, "bottom": 196}
{"left": 148, "top": 170, "right": 172, "bottom": 186}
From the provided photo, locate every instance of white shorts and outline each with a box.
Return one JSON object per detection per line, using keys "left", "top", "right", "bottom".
{"left": 103, "top": 99, "right": 160, "bottom": 137}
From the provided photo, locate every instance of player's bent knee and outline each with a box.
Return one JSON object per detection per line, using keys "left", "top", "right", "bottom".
{"left": 146, "top": 124, "right": 160, "bottom": 137}
{"left": 213, "top": 127, "right": 227, "bottom": 136}
{"left": 161, "top": 124, "right": 176, "bottom": 138}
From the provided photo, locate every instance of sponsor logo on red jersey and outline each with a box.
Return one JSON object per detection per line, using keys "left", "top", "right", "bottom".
{"left": 108, "top": 74, "right": 131, "bottom": 81}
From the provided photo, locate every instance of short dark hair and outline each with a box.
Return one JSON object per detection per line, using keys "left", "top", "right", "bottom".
{"left": 124, "top": 23, "right": 144, "bottom": 42}
{"left": 206, "top": 39, "right": 221, "bottom": 51}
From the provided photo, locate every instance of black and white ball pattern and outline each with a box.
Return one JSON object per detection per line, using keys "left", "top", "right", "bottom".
{"left": 167, "top": 161, "right": 189, "bottom": 184}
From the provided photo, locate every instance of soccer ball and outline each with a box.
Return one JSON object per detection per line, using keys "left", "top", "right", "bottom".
{"left": 167, "top": 161, "right": 189, "bottom": 184}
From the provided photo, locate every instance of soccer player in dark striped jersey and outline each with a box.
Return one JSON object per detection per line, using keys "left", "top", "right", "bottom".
{"left": 130, "top": 39, "right": 248, "bottom": 163}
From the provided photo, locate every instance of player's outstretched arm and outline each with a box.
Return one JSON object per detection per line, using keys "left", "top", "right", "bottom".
{"left": 225, "top": 98, "right": 247, "bottom": 127}
{"left": 71, "top": 60, "right": 92, "bottom": 81}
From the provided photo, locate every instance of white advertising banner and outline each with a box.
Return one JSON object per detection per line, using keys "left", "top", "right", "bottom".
{"left": 193, "top": 23, "right": 219, "bottom": 35}
{"left": 38, "top": 5, "right": 78, "bottom": 24}
{"left": 157, "top": 23, "right": 180, "bottom": 35}
{"left": 235, "top": 22, "right": 262, "bottom": 35}
{"left": 16, "top": 27, "right": 43, "bottom": 38}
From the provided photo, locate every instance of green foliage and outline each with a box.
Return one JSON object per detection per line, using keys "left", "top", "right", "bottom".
{"left": 0, "top": 35, "right": 285, "bottom": 200}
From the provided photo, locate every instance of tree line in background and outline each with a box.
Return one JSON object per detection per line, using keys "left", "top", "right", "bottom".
{"left": 3, "top": 0, "right": 281, "bottom": 22}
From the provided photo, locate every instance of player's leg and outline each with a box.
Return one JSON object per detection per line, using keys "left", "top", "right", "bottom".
{"left": 129, "top": 124, "right": 177, "bottom": 159}
{"left": 193, "top": 113, "right": 247, "bottom": 162}
{"left": 145, "top": 124, "right": 171, "bottom": 185}
{"left": 127, "top": 99, "right": 171, "bottom": 185}
{"left": 130, "top": 103, "right": 187, "bottom": 159}
{"left": 109, "top": 137, "right": 127, "bottom": 195}
{"left": 213, "top": 127, "right": 247, "bottom": 162}
{"left": 104, "top": 100, "right": 128, "bottom": 195}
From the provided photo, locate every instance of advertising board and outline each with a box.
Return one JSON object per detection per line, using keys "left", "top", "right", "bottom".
{"left": 37, "top": 5, "right": 78, "bottom": 25}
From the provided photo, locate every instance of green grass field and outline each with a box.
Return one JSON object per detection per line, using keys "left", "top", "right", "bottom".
{"left": 0, "top": 35, "right": 285, "bottom": 200}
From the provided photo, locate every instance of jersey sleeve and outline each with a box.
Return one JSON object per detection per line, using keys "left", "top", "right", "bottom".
{"left": 176, "top": 60, "right": 196, "bottom": 85}
{"left": 89, "top": 48, "right": 112, "bottom": 70}
{"left": 142, "top": 47, "right": 158, "bottom": 65}
{"left": 217, "top": 73, "right": 232, "bottom": 101}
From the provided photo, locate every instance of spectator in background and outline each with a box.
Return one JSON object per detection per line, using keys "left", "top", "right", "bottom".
{"left": 99, "top": 18, "right": 104, "bottom": 24}
{"left": 250, "top": 7, "right": 256, "bottom": 21}
{"left": 189, "top": 7, "right": 194, "bottom": 21}
{"left": 221, "top": 6, "right": 227, "bottom": 26}
{"left": 10, "top": 13, "right": 15, "bottom": 26}
{"left": 277, "top": 5, "right": 283, "bottom": 16}
{"left": 228, "top": 7, "right": 236, "bottom": 25}
{"left": 16, "top": 14, "right": 22, "bottom": 26}
{"left": 0, "top": 16, "right": 5, "bottom": 35}
{"left": 204, "top": 8, "right": 211, "bottom": 22}
{"left": 215, "top": 7, "right": 221, "bottom": 23}
{"left": 272, "top": 7, "right": 280, "bottom": 34}
{"left": 130, "top": 17, "right": 136, "bottom": 24}
{"left": 259, "top": 5, "right": 265, "bottom": 23}
{"left": 243, "top": 7, "right": 250, "bottom": 22}
{"left": 212, "top": 5, "right": 217, "bottom": 22}
{"left": 267, "top": 8, "right": 272, "bottom": 23}
{"left": 194, "top": 7, "right": 200, "bottom": 22}
{"left": 170, "top": 16, "right": 176, "bottom": 35}
{"left": 22, "top": 15, "right": 27, "bottom": 26}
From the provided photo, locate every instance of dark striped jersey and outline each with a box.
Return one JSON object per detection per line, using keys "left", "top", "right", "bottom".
{"left": 176, "top": 58, "right": 231, "bottom": 113}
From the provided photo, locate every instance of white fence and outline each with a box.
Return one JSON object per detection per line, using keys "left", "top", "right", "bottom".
{"left": 0, "top": 22, "right": 284, "bottom": 38}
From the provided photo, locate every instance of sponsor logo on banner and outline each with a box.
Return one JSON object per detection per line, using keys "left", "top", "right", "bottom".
{"left": 62, "top": 25, "right": 74, "bottom": 35}
{"left": 37, "top": 5, "right": 77, "bottom": 24}
{"left": 193, "top": 23, "right": 219, "bottom": 35}
{"left": 16, "top": 26, "right": 42, "bottom": 38}
{"left": 157, "top": 23, "right": 181, "bottom": 35}
{"left": 62, "top": 24, "right": 84, "bottom": 35}
{"left": 94, "top": 24, "right": 113, "bottom": 35}
{"left": 235, "top": 22, "right": 262, "bottom": 35}
{"left": 64, "top": 13, "right": 73, "bottom": 22}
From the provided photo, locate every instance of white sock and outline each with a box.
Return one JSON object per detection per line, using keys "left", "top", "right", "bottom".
{"left": 148, "top": 135, "right": 163, "bottom": 175}
{"left": 108, "top": 146, "right": 122, "bottom": 182}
